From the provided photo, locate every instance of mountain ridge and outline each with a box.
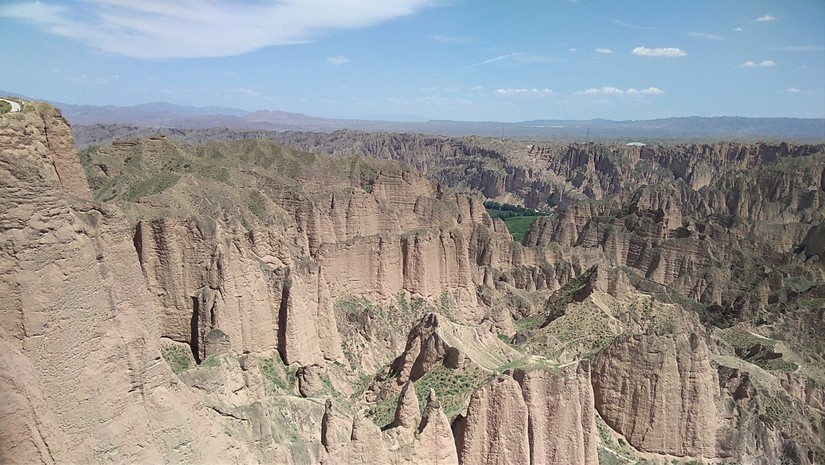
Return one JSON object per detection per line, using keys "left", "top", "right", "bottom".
{"left": 4, "top": 92, "right": 823, "bottom": 141}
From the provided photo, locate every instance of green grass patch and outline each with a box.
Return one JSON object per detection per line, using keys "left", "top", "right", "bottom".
{"left": 483, "top": 201, "right": 544, "bottom": 242}
{"left": 503, "top": 216, "right": 537, "bottom": 242}
{"left": 260, "top": 355, "right": 296, "bottom": 392}
{"left": 0, "top": 101, "right": 11, "bottom": 114}
{"left": 123, "top": 172, "right": 180, "bottom": 202}
{"left": 161, "top": 345, "right": 192, "bottom": 375}
{"left": 200, "top": 355, "right": 221, "bottom": 368}
{"left": 365, "top": 393, "right": 400, "bottom": 429}
{"left": 247, "top": 190, "right": 267, "bottom": 219}
{"left": 514, "top": 314, "right": 545, "bottom": 333}
{"left": 413, "top": 364, "right": 493, "bottom": 419}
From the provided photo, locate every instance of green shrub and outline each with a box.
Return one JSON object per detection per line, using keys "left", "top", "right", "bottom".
{"left": 260, "top": 356, "right": 295, "bottom": 392}
{"left": 161, "top": 345, "right": 192, "bottom": 374}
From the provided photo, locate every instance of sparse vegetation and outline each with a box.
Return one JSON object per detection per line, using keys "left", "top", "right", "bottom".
{"left": 247, "top": 190, "right": 267, "bottom": 218}
{"left": 161, "top": 345, "right": 192, "bottom": 374}
{"left": 0, "top": 100, "right": 11, "bottom": 114}
{"left": 260, "top": 355, "right": 296, "bottom": 392}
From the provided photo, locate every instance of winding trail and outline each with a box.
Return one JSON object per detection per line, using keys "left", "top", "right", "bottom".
{"left": 0, "top": 98, "right": 22, "bottom": 113}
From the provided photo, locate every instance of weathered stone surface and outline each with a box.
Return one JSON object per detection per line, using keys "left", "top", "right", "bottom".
{"left": 592, "top": 333, "right": 721, "bottom": 457}
{"left": 297, "top": 365, "right": 326, "bottom": 398}
{"left": 0, "top": 102, "right": 255, "bottom": 463}
{"left": 514, "top": 363, "right": 599, "bottom": 465}
{"left": 412, "top": 389, "right": 459, "bottom": 465}
{"left": 391, "top": 381, "right": 420, "bottom": 429}
{"left": 455, "top": 376, "right": 530, "bottom": 465}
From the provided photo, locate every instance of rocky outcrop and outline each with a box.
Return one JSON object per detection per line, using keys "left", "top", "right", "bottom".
{"left": 453, "top": 364, "right": 599, "bottom": 465}
{"left": 0, "top": 103, "right": 256, "bottom": 463}
{"left": 391, "top": 381, "right": 420, "bottom": 429}
{"left": 513, "top": 364, "right": 599, "bottom": 465}
{"left": 412, "top": 389, "right": 459, "bottom": 465}
{"left": 592, "top": 333, "right": 721, "bottom": 458}
{"left": 389, "top": 313, "right": 519, "bottom": 387}
{"left": 454, "top": 376, "right": 531, "bottom": 465}
{"left": 0, "top": 337, "right": 67, "bottom": 464}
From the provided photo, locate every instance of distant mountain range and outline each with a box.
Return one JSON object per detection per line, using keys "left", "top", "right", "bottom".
{"left": 4, "top": 92, "right": 824, "bottom": 141}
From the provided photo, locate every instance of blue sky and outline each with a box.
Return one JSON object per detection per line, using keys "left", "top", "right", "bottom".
{"left": 1, "top": 0, "right": 823, "bottom": 121}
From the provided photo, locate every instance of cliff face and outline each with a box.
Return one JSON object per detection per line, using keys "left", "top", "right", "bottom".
{"left": 453, "top": 363, "right": 598, "bottom": 465}
{"left": 4, "top": 103, "right": 824, "bottom": 465}
{"left": 592, "top": 333, "right": 722, "bottom": 457}
{"left": 0, "top": 103, "right": 258, "bottom": 463}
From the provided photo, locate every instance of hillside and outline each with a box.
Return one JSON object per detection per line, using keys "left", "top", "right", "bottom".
{"left": 1, "top": 102, "right": 824, "bottom": 464}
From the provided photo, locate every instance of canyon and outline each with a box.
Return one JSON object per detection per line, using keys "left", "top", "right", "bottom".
{"left": 1, "top": 102, "right": 824, "bottom": 464}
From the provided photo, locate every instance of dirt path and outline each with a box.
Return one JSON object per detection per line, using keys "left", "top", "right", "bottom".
{"left": 0, "top": 98, "right": 22, "bottom": 113}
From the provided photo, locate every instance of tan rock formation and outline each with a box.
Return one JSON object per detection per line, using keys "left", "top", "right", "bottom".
{"left": 0, "top": 336, "right": 67, "bottom": 464}
{"left": 321, "top": 399, "right": 352, "bottom": 459}
{"left": 389, "top": 312, "right": 519, "bottom": 387}
{"left": 348, "top": 413, "right": 391, "bottom": 465}
{"left": 0, "top": 102, "right": 256, "bottom": 463}
{"left": 455, "top": 376, "right": 530, "bottom": 465}
{"left": 412, "top": 389, "right": 459, "bottom": 465}
{"left": 391, "top": 381, "right": 421, "bottom": 429}
{"left": 592, "top": 333, "right": 721, "bottom": 457}
{"left": 513, "top": 363, "right": 599, "bottom": 465}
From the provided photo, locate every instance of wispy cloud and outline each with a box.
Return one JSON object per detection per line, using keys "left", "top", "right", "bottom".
{"left": 613, "top": 19, "right": 657, "bottom": 30}
{"left": 595, "top": 48, "right": 613, "bottom": 54}
{"left": 432, "top": 34, "right": 474, "bottom": 44}
{"left": 465, "top": 52, "right": 521, "bottom": 69}
{"left": 465, "top": 52, "right": 557, "bottom": 69}
{"left": 754, "top": 14, "right": 776, "bottom": 22}
{"left": 0, "top": 0, "right": 439, "bottom": 59}
{"left": 495, "top": 88, "right": 555, "bottom": 96}
{"left": 232, "top": 88, "right": 262, "bottom": 96}
{"left": 785, "top": 87, "right": 814, "bottom": 94}
{"left": 741, "top": 60, "right": 775, "bottom": 68}
{"left": 575, "top": 86, "right": 664, "bottom": 96}
{"left": 688, "top": 32, "right": 725, "bottom": 41}
{"left": 327, "top": 55, "right": 350, "bottom": 65}
{"left": 733, "top": 27, "right": 744, "bottom": 32}
{"left": 631, "top": 47, "right": 686, "bottom": 57}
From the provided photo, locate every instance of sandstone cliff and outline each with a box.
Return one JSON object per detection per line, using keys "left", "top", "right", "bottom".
{"left": 3, "top": 102, "right": 823, "bottom": 464}
{"left": 0, "top": 103, "right": 261, "bottom": 463}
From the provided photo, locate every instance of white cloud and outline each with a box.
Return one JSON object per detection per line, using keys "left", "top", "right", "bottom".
{"left": 568, "top": 48, "right": 577, "bottom": 52}
{"left": 754, "top": 14, "right": 776, "bottom": 22}
{"left": 575, "top": 86, "right": 664, "bottom": 96}
{"left": 631, "top": 47, "right": 686, "bottom": 57}
{"left": 233, "top": 88, "right": 262, "bottom": 96}
{"left": 327, "top": 55, "right": 350, "bottom": 65}
{"left": 785, "top": 87, "right": 814, "bottom": 95}
{"left": 495, "top": 88, "right": 554, "bottom": 97}
{"left": 595, "top": 48, "right": 613, "bottom": 54}
{"left": 494, "top": 88, "right": 555, "bottom": 96}
{"left": 733, "top": 27, "right": 744, "bottom": 32}
{"left": 0, "top": 0, "right": 438, "bottom": 59}
{"left": 741, "top": 60, "right": 775, "bottom": 68}
{"left": 688, "top": 32, "right": 725, "bottom": 41}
